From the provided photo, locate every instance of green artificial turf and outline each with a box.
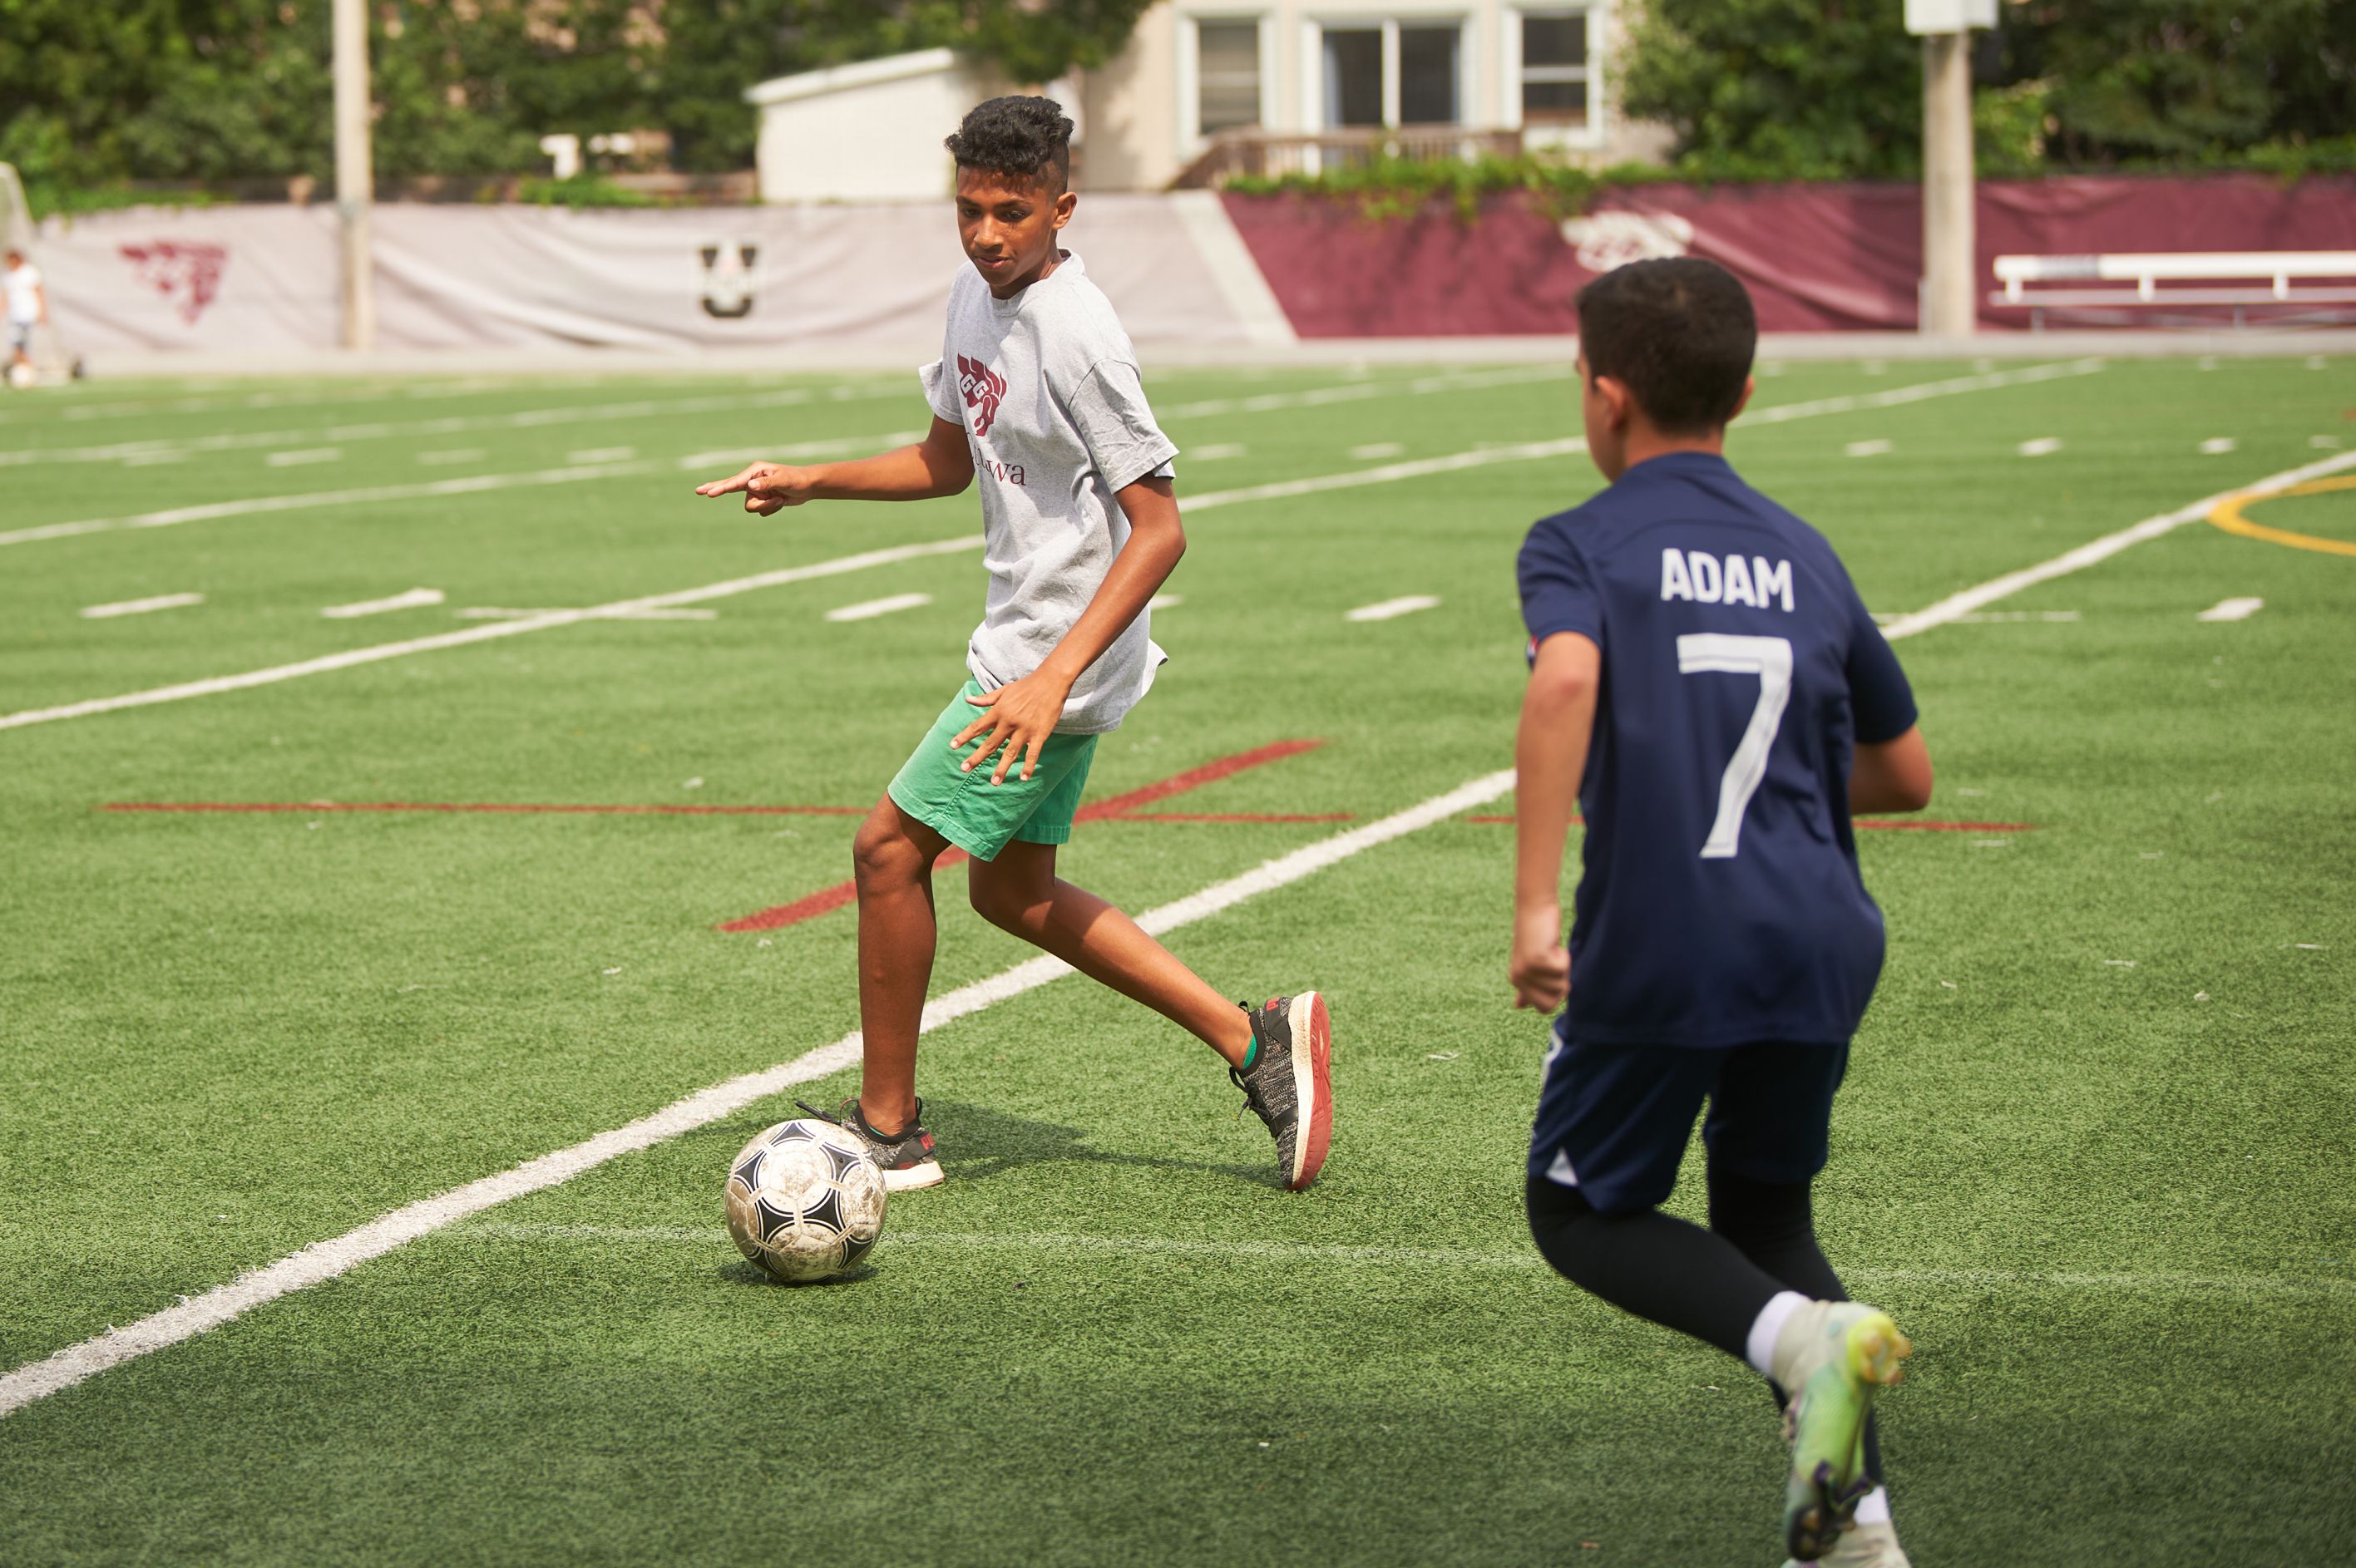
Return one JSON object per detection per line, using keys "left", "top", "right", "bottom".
{"left": 1, "top": 354, "right": 2352, "bottom": 1566}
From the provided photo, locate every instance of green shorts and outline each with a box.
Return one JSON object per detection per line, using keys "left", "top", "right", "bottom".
{"left": 887, "top": 680, "right": 1099, "bottom": 861}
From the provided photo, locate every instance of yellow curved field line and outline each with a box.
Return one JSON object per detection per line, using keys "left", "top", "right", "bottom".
{"left": 2207, "top": 476, "right": 2356, "bottom": 557}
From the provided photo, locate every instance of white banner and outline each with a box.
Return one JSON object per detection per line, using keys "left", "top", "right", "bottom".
{"left": 34, "top": 195, "right": 1264, "bottom": 354}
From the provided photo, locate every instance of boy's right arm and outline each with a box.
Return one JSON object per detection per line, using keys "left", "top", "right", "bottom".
{"left": 694, "top": 417, "right": 974, "bottom": 515}
{"left": 1850, "top": 726, "right": 1933, "bottom": 814}
{"left": 1511, "top": 631, "right": 1601, "bottom": 1013}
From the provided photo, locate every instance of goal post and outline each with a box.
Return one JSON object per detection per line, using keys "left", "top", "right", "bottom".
{"left": 0, "top": 162, "right": 83, "bottom": 379}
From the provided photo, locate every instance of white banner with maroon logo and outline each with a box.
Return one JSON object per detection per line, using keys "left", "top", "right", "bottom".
{"left": 32, "top": 195, "right": 1269, "bottom": 354}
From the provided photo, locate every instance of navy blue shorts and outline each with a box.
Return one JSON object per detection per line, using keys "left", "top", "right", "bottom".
{"left": 1526, "top": 1029, "right": 1851, "bottom": 1215}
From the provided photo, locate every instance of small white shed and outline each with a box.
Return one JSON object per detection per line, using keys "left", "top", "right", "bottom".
{"left": 747, "top": 49, "right": 1008, "bottom": 204}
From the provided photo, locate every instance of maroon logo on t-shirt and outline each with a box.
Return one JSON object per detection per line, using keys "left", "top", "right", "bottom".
{"left": 956, "top": 353, "right": 1007, "bottom": 437}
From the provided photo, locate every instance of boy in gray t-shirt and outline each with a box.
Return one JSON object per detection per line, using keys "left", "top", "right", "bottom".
{"left": 695, "top": 96, "right": 1331, "bottom": 1195}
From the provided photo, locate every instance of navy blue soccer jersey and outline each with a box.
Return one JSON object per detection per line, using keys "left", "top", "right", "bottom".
{"left": 1518, "top": 451, "right": 1917, "bottom": 1050}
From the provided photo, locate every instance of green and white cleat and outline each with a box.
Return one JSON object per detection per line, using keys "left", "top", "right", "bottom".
{"left": 1782, "top": 1519, "right": 1910, "bottom": 1568}
{"left": 1770, "top": 1301, "right": 1912, "bottom": 1562}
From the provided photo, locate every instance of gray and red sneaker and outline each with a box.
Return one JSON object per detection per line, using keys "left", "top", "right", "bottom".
{"left": 798, "top": 1097, "right": 944, "bottom": 1191}
{"left": 1232, "top": 993, "right": 1332, "bottom": 1191}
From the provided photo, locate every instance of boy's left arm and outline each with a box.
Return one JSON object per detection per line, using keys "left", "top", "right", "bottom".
{"left": 1511, "top": 632, "right": 1600, "bottom": 1013}
{"left": 952, "top": 475, "right": 1181, "bottom": 784}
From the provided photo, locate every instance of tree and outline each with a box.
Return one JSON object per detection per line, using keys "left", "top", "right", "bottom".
{"left": 659, "top": 0, "right": 1157, "bottom": 173}
{"left": 1621, "top": 0, "right": 2356, "bottom": 177}
{"left": 1619, "top": 0, "right": 1924, "bottom": 178}
{"left": 2001, "top": 1, "right": 2356, "bottom": 164}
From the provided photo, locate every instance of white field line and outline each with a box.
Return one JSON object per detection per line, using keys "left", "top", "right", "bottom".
{"left": 2200, "top": 437, "right": 2238, "bottom": 456}
{"left": 264, "top": 447, "right": 340, "bottom": 468}
{"left": 1879, "top": 447, "right": 2356, "bottom": 643}
{"left": 0, "top": 767, "right": 1518, "bottom": 1418}
{"left": 320, "top": 587, "right": 445, "bottom": 619}
{"left": 2198, "top": 596, "right": 2265, "bottom": 623}
{"left": 2, "top": 359, "right": 2101, "bottom": 551}
{"left": 0, "top": 365, "right": 1551, "bottom": 471}
{"left": 80, "top": 592, "right": 204, "bottom": 619}
{"left": 447, "top": 1222, "right": 2356, "bottom": 1299}
{"left": 0, "top": 459, "right": 679, "bottom": 548}
{"left": 1160, "top": 362, "right": 1574, "bottom": 420}
{"left": 1346, "top": 594, "right": 1441, "bottom": 622}
{"left": 14, "top": 376, "right": 811, "bottom": 427}
{"left": 455, "top": 606, "right": 715, "bottom": 622}
{"left": 1348, "top": 441, "right": 1407, "bottom": 460}
{"left": 566, "top": 446, "right": 635, "bottom": 465}
{"left": 0, "top": 384, "right": 891, "bottom": 468}
{"left": 1189, "top": 443, "right": 1247, "bottom": 461}
{"left": 0, "top": 434, "right": 921, "bottom": 550}
{"left": 0, "top": 362, "right": 2109, "bottom": 731}
{"left": 1740, "top": 358, "right": 2104, "bottom": 427}
{"left": 825, "top": 592, "right": 933, "bottom": 623}
{"left": 0, "top": 536, "right": 985, "bottom": 732}
{"left": 1185, "top": 436, "right": 1588, "bottom": 512}
{"left": 2018, "top": 436, "right": 2065, "bottom": 457}
{"left": 1147, "top": 593, "right": 1183, "bottom": 610}
{"left": 1845, "top": 439, "right": 1893, "bottom": 457}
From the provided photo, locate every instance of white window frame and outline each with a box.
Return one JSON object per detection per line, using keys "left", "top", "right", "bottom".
{"left": 1178, "top": 11, "right": 1276, "bottom": 157}
{"left": 1507, "top": 3, "right": 1608, "bottom": 151}
{"left": 1301, "top": 12, "right": 1474, "bottom": 133}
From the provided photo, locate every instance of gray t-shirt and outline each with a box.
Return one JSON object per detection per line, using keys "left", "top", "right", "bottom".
{"left": 921, "top": 251, "right": 1178, "bottom": 734}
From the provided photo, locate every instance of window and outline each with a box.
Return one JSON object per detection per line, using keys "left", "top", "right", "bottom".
{"left": 1196, "top": 20, "right": 1263, "bottom": 136}
{"left": 1322, "top": 28, "right": 1385, "bottom": 128}
{"left": 1519, "top": 8, "right": 1592, "bottom": 125}
{"left": 1398, "top": 27, "right": 1460, "bottom": 125}
{"left": 1319, "top": 20, "right": 1465, "bottom": 130}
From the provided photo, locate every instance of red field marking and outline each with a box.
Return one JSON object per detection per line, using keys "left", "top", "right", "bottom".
{"left": 1099, "top": 811, "right": 1352, "bottom": 824}
{"left": 1460, "top": 813, "right": 2034, "bottom": 832}
{"left": 1071, "top": 738, "right": 1324, "bottom": 820}
{"left": 719, "top": 738, "right": 1330, "bottom": 934}
{"left": 101, "top": 801, "right": 869, "bottom": 817}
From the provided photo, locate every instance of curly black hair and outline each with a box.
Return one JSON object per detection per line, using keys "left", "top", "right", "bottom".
{"left": 945, "top": 96, "right": 1074, "bottom": 193}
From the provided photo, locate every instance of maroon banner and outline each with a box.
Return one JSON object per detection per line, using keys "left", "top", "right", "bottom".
{"left": 1222, "top": 175, "right": 2356, "bottom": 335}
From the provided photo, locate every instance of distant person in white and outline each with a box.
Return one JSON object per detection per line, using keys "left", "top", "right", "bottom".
{"left": 4, "top": 248, "right": 47, "bottom": 374}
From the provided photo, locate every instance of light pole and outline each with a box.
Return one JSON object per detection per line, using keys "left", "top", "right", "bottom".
{"left": 1906, "top": 0, "right": 1993, "bottom": 338}
{"left": 333, "top": 0, "right": 377, "bottom": 351}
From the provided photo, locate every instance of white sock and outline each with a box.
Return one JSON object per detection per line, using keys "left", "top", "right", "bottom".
{"left": 1746, "top": 1289, "right": 1810, "bottom": 1378}
{"left": 1854, "top": 1487, "right": 1892, "bottom": 1526}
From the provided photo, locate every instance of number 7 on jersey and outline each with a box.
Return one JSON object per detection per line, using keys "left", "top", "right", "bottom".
{"left": 1675, "top": 634, "right": 1794, "bottom": 860}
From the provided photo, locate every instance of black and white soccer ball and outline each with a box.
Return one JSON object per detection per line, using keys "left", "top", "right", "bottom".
{"left": 723, "top": 1118, "right": 887, "bottom": 1283}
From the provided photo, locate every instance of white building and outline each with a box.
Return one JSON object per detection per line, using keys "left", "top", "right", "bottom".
{"left": 748, "top": 0, "right": 1665, "bottom": 199}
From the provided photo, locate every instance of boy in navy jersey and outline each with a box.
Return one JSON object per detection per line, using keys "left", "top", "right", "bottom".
{"left": 1510, "top": 259, "right": 1934, "bottom": 1568}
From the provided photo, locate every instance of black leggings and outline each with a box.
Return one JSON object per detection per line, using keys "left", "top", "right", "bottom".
{"left": 1527, "top": 1166, "right": 1884, "bottom": 1485}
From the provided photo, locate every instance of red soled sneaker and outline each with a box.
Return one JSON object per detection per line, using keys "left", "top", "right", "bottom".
{"left": 1230, "top": 993, "right": 1332, "bottom": 1191}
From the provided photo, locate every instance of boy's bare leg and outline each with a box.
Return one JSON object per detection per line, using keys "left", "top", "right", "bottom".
{"left": 850, "top": 796, "right": 952, "bottom": 1133}
{"left": 967, "top": 840, "right": 1255, "bottom": 1066}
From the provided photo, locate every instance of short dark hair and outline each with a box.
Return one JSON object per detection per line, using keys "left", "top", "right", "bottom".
{"left": 946, "top": 96, "right": 1074, "bottom": 193}
{"left": 1575, "top": 258, "right": 1756, "bottom": 435}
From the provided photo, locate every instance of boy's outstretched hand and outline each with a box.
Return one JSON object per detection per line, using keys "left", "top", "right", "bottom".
{"left": 694, "top": 461, "right": 816, "bottom": 515}
{"left": 952, "top": 670, "right": 1073, "bottom": 786}
{"left": 1510, "top": 905, "right": 1571, "bottom": 1012}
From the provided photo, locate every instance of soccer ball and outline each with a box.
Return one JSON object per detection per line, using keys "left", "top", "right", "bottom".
{"left": 6, "top": 362, "right": 33, "bottom": 391}
{"left": 723, "top": 1118, "right": 887, "bottom": 1283}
